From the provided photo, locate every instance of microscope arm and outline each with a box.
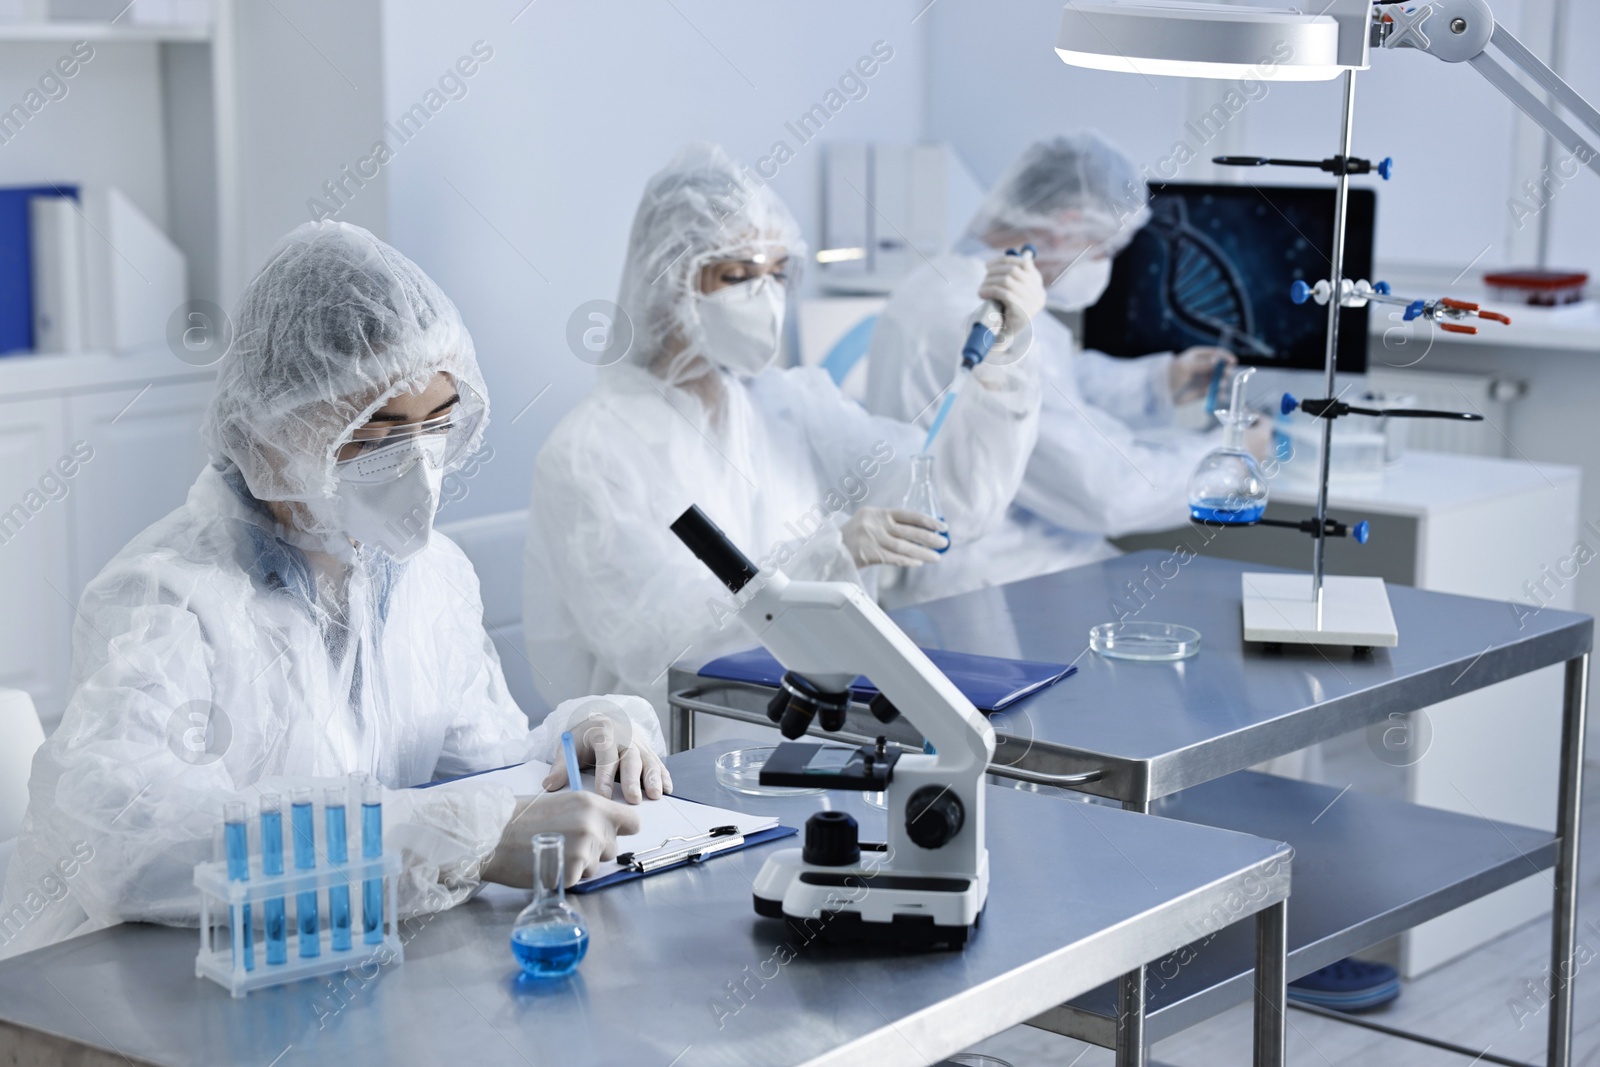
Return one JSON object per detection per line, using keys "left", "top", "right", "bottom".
{"left": 671, "top": 506, "right": 994, "bottom": 776}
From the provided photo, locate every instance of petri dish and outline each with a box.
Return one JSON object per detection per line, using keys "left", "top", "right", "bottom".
{"left": 715, "top": 746, "right": 824, "bottom": 797}
{"left": 1089, "top": 621, "right": 1201, "bottom": 662}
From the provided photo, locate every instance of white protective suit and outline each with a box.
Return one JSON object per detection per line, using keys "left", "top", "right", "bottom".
{"left": 0, "top": 222, "right": 662, "bottom": 960}
{"left": 866, "top": 136, "right": 1220, "bottom": 606}
{"left": 524, "top": 144, "right": 1041, "bottom": 715}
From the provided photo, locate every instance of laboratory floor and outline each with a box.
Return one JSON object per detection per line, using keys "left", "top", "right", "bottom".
{"left": 962, "top": 756, "right": 1600, "bottom": 1067}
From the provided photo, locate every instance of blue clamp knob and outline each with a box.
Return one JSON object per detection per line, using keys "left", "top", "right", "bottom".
{"left": 1374, "top": 280, "right": 1391, "bottom": 295}
{"left": 1280, "top": 392, "right": 1299, "bottom": 416}
{"left": 1403, "top": 300, "right": 1427, "bottom": 322}
{"left": 1353, "top": 520, "right": 1370, "bottom": 545}
{"left": 1009, "top": 244, "right": 1037, "bottom": 258}
{"left": 1290, "top": 280, "right": 1313, "bottom": 305}
{"left": 1377, "top": 157, "right": 1394, "bottom": 181}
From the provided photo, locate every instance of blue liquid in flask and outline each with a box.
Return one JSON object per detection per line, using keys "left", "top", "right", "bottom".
{"left": 510, "top": 923, "right": 590, "bottom": 979}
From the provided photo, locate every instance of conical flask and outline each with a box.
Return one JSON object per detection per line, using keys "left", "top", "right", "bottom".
{"left": 1188, "top": 367, "right": 1269, "bottom": 524}
{"left": 902, "top": 453, "right": 950, "bottom": 553}
{"left": 510, "top": 832, "right": 589, "bottom": 978}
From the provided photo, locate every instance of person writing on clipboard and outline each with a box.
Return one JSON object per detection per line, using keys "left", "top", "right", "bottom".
{"left": 0, "top": 223, "right": 666, "bottom": 961}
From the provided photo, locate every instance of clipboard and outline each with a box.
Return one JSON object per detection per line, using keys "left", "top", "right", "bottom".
{"left": 422, "top": 760, "right": 797, "bottom": 893}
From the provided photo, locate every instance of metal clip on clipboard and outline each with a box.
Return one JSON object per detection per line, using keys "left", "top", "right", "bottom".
{"left": 613, "top": 825, "right": 745, "bottom": 874}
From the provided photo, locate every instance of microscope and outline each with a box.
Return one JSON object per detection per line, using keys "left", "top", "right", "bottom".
{"left": 673, "top": 506, "right": 993, "bottom": 949}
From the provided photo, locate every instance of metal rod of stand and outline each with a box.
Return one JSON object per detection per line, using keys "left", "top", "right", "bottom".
{"left": 1312, "top": 70, "right": 1358, "bottom": 626}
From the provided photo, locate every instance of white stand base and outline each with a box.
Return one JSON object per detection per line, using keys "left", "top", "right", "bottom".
{"left": 1241, "top": 572, "right": 1399, "bottom": 647}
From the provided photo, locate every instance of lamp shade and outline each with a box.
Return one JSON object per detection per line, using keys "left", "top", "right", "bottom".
{"left": 1057, "top": 1, "right": 1351, "bottom": 80}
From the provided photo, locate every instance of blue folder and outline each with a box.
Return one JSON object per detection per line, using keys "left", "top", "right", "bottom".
{"left": 0, "top": 184, "right": 78, "bottom": 355}
{"left": 698, "top": 646, "right": 1076, "bottom": 713}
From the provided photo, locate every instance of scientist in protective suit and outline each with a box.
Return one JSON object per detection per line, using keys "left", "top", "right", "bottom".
{"left": 0, "top": 222, "right": 666, "bottom": 960}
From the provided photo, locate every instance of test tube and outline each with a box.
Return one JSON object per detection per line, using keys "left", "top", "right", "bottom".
{"left": 291, "top": 788, "right": 320, "bottom": 959}
{"left": 222, "top": 801, "right": 253, "bottom": 972}
{"left": 324, "top": 786, "right": 352, "bottom": 952}
{"left": 259, "top": 792, "right": 287, "bottom": 965}
{"left": 360, "top": 778, "right": 383, "bottom": 945}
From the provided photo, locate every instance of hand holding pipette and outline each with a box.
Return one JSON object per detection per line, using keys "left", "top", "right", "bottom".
{"left": 924, "top": 245, "right": 1040, "bottom": 453}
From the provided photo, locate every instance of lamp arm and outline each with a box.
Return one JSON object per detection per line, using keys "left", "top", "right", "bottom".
{"left": 1471, "top": 45, "right": 1600, "bottom": 179}
{"left": 1379, "top": 1, "right": 1600, "bottom": 179}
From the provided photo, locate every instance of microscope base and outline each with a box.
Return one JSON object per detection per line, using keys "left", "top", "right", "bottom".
{"left": 751, "top": 847, "right": 987, "bottom": 950}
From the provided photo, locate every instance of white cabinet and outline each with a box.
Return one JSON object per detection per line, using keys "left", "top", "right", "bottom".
{"left": 0, "top": 349, "right": 214, "bottom": 730}
{"left": 65, "top": 380, "right": 212, "bottom": 606}
{"left": 0, "top": 397, "right": 72, "bottom": 718}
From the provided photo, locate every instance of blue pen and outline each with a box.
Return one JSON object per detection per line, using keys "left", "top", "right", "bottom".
{"left": 561, "top": 730, "right": 583, "bottom": 793}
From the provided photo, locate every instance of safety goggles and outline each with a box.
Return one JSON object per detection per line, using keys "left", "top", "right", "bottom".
{"left": 335, "top": 405, "right": 481, "bottom": 484}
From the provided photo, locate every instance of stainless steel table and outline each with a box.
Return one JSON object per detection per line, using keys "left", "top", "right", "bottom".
{"left": 669, "top": 552, "right": 1592, "bottom": 1066}
{"left": 0, "top": 742, "right": 1293, "bottom": 1067}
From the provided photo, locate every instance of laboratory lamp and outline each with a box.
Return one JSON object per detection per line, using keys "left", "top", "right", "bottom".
{"left": 1057, "top": 0, "right": 1600, "bottom": 650}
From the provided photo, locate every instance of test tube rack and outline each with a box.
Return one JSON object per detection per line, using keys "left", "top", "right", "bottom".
{"left": 194, "top": 841, "right": 403, "bottom": 997}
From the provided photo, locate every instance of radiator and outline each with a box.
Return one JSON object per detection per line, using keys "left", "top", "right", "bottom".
{"left": 1364, "top": 367, "right": 1522, "bottom": 458}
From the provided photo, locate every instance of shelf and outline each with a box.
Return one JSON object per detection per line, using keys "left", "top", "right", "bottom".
{"left": 0, "top": 346, "right": 219, "bottom": 397}
{"left": 1029, "top": 771, "right": 1557, "bottom": 1048}
{"left": 0, "top": 20, "right": 210, "bottom": 43}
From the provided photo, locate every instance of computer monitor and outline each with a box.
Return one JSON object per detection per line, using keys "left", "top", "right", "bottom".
{"left": 1081, "top": 182, "right": 1376, "bottom": 374}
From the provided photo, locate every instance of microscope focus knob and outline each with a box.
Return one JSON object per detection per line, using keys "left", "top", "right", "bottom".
{"left": 905, "top": 786, "right": 965, "bottom": 850}
{"left": 803, "top": 811, "right": 861, "bottom": 867}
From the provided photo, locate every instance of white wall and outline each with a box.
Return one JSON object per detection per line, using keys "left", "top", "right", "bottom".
{"left": 380, "top": 0, "right": 928, "bottom": 523}
{"left": 922, "top": 0, "right": 1597, "bottom": 280}
{"left": 0, "top": 40, "right": 167, "bottom": 231}
{"left": 232, "top": 0, "right": 389, "bottom": 291}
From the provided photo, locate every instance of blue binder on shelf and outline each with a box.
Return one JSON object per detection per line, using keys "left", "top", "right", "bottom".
{"left": 0, "top": 184, "right": 78, "bottom": 356}
{"left": 698, "top": 646, "right": 1076, "bottom": 713}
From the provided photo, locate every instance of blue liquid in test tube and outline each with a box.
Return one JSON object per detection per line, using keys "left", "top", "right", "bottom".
{"left": 361, "top": 778, "right": 383, "bottom": 945}
{"left": 291, "top": 788, "right": 319, "bottom": 958}
{"left": 259, "top": 793, "right": 287, "bottom": 965}
{"left": 223, "top": 801, "right": 253, "bottom": 972}
{"left": 325, "top": 786, "right": 351, "bottom": 952}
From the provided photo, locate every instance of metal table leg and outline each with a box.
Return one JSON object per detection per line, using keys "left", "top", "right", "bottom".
{"left": 669, "top": 701, "right": 696, "bottom": 754}
{"left": 1548, "top": 653, "right": 1589, "bottom": 1067}
{"left": 1116, "top": 796, "right": 1150, "bottom": 1066}
{"left": 1116, "top": 967, "right": 1147, "bottom": 1066}
{"left": 1253, "top": 899, "right": 1287, "bottom": 1067}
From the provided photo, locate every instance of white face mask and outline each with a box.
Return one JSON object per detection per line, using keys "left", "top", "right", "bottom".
{"left": 335, "top": 436, "right": 447, "bottom": 561}
{"left": 696, "top": 274, "right": 785, "bottom": 377}
{"left": 1046, "top": 257, "right": 1113, "bottom": 312}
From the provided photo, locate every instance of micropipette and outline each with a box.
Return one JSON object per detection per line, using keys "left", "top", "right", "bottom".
{"left": 923, "top": 244, "right": 1035, "bottom": 453}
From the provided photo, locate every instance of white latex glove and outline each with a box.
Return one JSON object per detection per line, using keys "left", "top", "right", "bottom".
{"left": 842, "top": 507, "right": 948, "bottom": 567}
{"left": 483, "top": 791, "right": 642, "bottom": 887}
{"left": 540, "top": 700, "right": 673, "bottom": 803}
{"left": 977, "top": 253, "right": 1046, "bottom": 352}
{"left": 1169, "top": 346, "right": 1237, "bottom": 404}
